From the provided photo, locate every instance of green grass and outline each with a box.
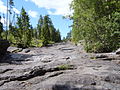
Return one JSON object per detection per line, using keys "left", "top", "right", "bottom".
{"left": 57, "top": 64, "right": 72, "bottom": 70}
{"left": 31, "top": 39, "right": 43, "bottom": 47}
{"left": 90, "top": 56, "right": 96, "bottom": 60}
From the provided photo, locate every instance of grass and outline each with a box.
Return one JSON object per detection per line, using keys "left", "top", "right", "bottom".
{"left": 56, "top": 64, "right": 72, "bottom": 70}
{"left": 31, "top": 39, "right": 43, "bottom": 47}
{"left": 90, "top": 56, "right": 96, "bottom": 60}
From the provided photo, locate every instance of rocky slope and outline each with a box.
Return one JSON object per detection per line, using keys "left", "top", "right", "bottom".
{"left": 0, "top": 42, "right": 120, "bottom": 90}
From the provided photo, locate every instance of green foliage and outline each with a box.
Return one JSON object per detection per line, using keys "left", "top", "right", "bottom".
{"left": 7, "top": 13, "right": 61, "bottom": 47}
{"left": 31, "top": 38, "right": 43, "bottom": 47}
{"left": 10, "top": 7, "right": 32, "bottom": 48}
{"left": 71, "top": 0, "right": 120, "bottom": 52}
{"left": 63, "top": 30, "right": 72, "bottom": 41}
{"left": 57, "top": 64, "right": 72, "bottom": 70}
{"left": 55, "top": 29, "right": 61, "bottom": 42}
{"left": 41, "top": 15, "right": 50, "bottom": 46}
{"left": 37, "top": 15, "right": 43, "bottom": 39}
{"left": 39, "top": 15, "right": 61, "bottom": 46}
{"left": 3, "top": 4, "right": 61, "bottom": 47}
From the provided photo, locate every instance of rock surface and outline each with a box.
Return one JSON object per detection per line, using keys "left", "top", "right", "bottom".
{"left": 116, "top": 48, "right": 120, "bottom": 54}
{"left": 0, "top": 39, "right": 10, "bottom": 57}
{"left": 0, "top": 42, "right": 120, "bottom": 90}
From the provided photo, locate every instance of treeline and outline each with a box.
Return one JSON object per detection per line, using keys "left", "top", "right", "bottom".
{"left": 63, "top": 31, "right": 72, "bottom": 41}
{"left": 0, "top": 0, "right": 61, "bottom": 48}
{"left": 71, "top": 0, "right": 120, "bottom": 52}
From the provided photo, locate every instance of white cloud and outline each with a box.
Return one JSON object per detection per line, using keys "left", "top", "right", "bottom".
{"left": 0, "top": 0, "right": 20, "bottom": 26}
{"left": 0, "top": 0, "right": 7, "bottom": 14}
{"left": 28, "top": 10, "right": 38, "bottom": 18}
{"left": 28, "top": 0, "right": 73, "bottom": 16}
{"left": 13, "top": 8, "right": 20, "bottom": 14}
{"left": 1, "top": 18, "right": 6, "bottom": 24}
{"left": 0, "top": 0, "right": 20, "bottom": 14}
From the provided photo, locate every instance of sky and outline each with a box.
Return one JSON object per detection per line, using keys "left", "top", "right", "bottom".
{"left": 0, "top": 0, "right": 73, "bottom": 38}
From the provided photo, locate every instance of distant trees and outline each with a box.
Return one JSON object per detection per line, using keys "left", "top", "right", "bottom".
{"left": 55, "top": 29, "right": 61, "bottom": 42}
{"left": 10, "top": 7, "right": 32, "bottom": 48}
{"left": 37, "top": 15, "right": 43, "bottom": 39}
{"left": 66, "top": 30, "right": 71, "bottom": 40}
{"left": 9, "top": 10, "right": 61, "bottom": 47}
{"left": 62, "top": 31, "right": 71, "bottom": 42}
{"left": 6, "top": 9, "right": 61, "bottom": 47}
{"left": 37, "top": 15, "right": 61, "bottom": 46}
{"left": 71, "top": 0, "right": 120, "bottom": 52}
{"left": 1, "top": 0, "right": 61, "bottom": 48}
{"left": 41, "top": 15, "right": 51, "bottom": 45}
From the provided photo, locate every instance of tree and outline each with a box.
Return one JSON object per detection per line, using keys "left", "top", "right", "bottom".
{"left": 13, "top": 7, "right": 32, "bottom": 48}
{"left": 48, "top": 19, "right": 56, "bottom": 42}
{"left": 71, "top": 0, "right": 120, "bottom": 52}
{"left": 55, "top": 29, "right": 61, "bottom": 42}
{"left": 66, "top": 30, "right": 72, "bottom": 41}
{"left": 37, "top": 15, "right": 43, "bottom": 39}
{"left": 41, "top": 15, "right": 50, "bottom": 46}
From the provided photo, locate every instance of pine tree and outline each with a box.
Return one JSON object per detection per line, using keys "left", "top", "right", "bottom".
{"left": 48, "top": 19, "right": 56, "bottom": 42}
{"left": 37, "top": 15, "right": 43, "bottom": 39}
{"left": 66, "top": 31, "right": 71, "bottom": 40}
{"left": 55, "top": 29, "right": 61, "bottom": 42}
{"left": 15, "top": 7, "right": 31, "bottom": 48}
{"left": 41, "top": 15, "right": 50, "bottom": 46}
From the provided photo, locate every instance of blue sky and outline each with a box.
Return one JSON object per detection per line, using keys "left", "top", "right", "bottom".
{"left": 0, "top": 0, "right": 73, "bottom": 38}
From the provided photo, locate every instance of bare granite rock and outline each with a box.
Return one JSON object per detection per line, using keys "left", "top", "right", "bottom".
{"left": 116, "top": 48, "right": 120, "bottom": 54}
{"left": 0, "top": 42, "right": 120, "bottom": 90}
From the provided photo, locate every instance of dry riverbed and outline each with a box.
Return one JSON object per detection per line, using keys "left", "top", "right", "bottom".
{"left": 0, "top": 42, "right": 120, "bottom": 90}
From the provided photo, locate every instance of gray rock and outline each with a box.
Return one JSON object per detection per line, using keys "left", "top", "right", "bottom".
{"left": 22, "top": 49, "right": 30, "bottom": 53}
{"left": 1, "top": 42, "right": 120, "bottom": 90}
{"left": 0, "top": 39, "right": 10, "bottom": 57}
{"left": 7, "top": 47, "right": 19, "bottom": 52}
{"left": 95, "top": 54, "right": 108, "bottom": 58}
{"left": 116, "top": 48, "right": 120, "bottom": 54}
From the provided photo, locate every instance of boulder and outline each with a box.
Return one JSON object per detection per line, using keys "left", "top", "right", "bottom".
{"left": 7, "top": 47, "right": 22, "bottom": 53}
{"left": 0, "top": 39, "right": 10, "bottom": 57}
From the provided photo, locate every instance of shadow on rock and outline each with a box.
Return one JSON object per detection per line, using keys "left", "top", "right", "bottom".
{"left": 52, "top": 84, "right": 72, "bottom": 90}
{"left": 0, "top": 53, "right": 33, "bottom": 65}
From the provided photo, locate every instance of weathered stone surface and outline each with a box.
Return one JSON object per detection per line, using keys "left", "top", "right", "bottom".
{"left": 7, "top": 47, "right": 22, "bottom": 53}
{"left": 116, "top": 48, "right": 120, "bottom": 54}
{"left": 22, "top": 49, "right": 30, "bottom": 53}
{"left": 0, "top": 39, "right": 10, "bottom": 57}
{"left": 95, "top": 54, "right": 108, "bottom": 58}
{"left": 0, "top": 42, "right": 120, "bottom": 90}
